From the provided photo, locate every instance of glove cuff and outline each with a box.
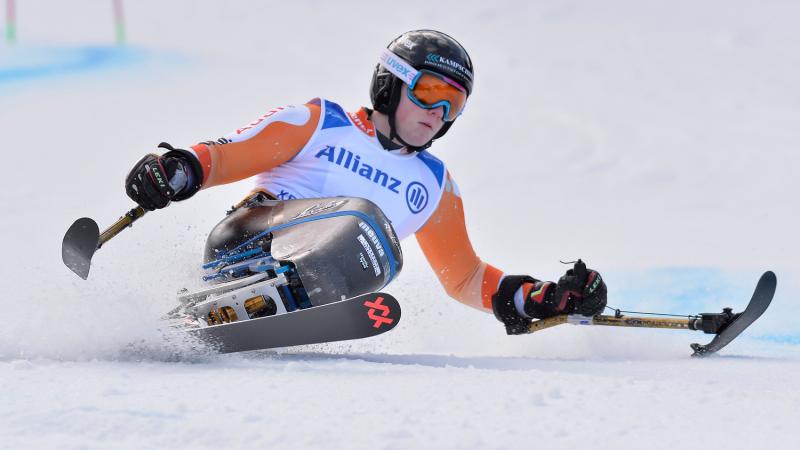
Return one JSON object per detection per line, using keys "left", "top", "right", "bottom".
{"left": 158, "top": 142, "right": 203, "bottom": 202}
{"left": 492, "top": 275, "right": 538, "bottom": 335}
{"left": 525, "top": 279, "right": 576, "bottom": 319}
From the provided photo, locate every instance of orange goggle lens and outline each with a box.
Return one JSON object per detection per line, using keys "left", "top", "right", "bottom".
{"left": 409, "top": 72, "right": 468, "bottom": 122}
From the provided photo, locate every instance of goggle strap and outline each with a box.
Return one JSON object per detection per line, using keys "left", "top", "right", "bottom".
{"left": 378, "top": 49, "right": 419, "bottom": 86}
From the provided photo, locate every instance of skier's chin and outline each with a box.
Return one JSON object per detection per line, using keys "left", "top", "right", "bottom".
{"left": 398, "top": 125, "right": 437, "bottom": 147}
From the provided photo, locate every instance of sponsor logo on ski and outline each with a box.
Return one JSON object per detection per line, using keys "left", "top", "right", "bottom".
{"left": 364, "top": 296, "right": 393, "bottom": 328}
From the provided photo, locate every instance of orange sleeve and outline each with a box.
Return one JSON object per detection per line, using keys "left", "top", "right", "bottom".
{"left": 415, "top": 171, "right": 504, "bottom": 312}
{"left": 189, "top": 103, "right": 321, "bottom": 189}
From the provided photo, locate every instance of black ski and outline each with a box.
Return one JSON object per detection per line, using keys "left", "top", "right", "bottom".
{"left": 184, "top": 292, "right": 401, "bottom": 353}
{"left": 690, "top": 271, "right": 777, "bottom": 357}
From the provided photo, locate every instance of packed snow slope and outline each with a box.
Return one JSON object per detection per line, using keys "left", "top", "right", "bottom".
{"left": 1, "top": 1, "right": 799, "bottom": 449}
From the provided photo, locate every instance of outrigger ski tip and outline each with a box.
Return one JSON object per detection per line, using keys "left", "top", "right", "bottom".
{"left": 62, "top": 206, "right": 147, "bottom": 280}
{"left": 61, "top": 217, "right": 100, "bottom": 280}
{"left": 689, "top": 270, "right": 776, "bottom": 357}
{"left": 520, "top": 271, "right": 777, "bottom": 357}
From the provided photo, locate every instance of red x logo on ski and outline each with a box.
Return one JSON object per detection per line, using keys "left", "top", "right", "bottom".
{"left": 364, "top": 296, "right": 394, "bottom": 328}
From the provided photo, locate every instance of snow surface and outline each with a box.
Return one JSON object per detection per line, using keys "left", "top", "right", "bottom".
{"left": 1, "top": 1, "right": 799, "bottom": 449}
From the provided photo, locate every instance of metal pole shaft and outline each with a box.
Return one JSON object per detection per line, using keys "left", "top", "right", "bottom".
{"left": 526, "top": 315, "right": 568, "bottom": 333}
{"left": 592, "top": 315, "right": 692, "bottom": 330}
{"left": 98, "top": 206, "right": 145, "bottom": 248}
{"left": 526, "top": 314, "right": 693, "bottom": 334}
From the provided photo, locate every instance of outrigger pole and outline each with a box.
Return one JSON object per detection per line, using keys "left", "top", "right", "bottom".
{"left": 518, "top": 271, "right": 777, "bottom": 357}
{"left": 62, "top": 206, "right": 147, "bottom": 280}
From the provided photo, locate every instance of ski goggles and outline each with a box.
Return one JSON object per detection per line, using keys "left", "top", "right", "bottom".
{"left": 379, "top": 49, "right": 468, "bottom": 122}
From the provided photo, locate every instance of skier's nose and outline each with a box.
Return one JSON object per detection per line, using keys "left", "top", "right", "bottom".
{"left": 428, "top": 106, "right": 444, "bottom": 121}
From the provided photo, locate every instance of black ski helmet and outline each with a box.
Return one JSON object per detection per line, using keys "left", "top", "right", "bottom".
{"left": 370, "top": 30, "right": 474, "bottom": 151}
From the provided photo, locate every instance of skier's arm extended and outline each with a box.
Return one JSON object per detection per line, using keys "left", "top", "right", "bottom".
{"left": 189, "top": 103, "right": 321, "bottom": 189}
{"left": 125, "top": 102, "right": 320, "bottom": 209}
{"left": 416, "top": 172, "right": 608, "bottom": 330}
{"left": 414, "top": 171, "right": 504, "bottom": 312}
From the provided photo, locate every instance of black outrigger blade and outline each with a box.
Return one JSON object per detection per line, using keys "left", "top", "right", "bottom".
{"left": 62, "top": 218, "right": 101, "bottom": 279}
{"left": 689, "top": 270, "right": 777, "bottom": 357}
{"left": 517, "top": 271, "right": 777, "bottom": 357}
{"left": 61, "top": 206, "right": 146, "bottom": 280}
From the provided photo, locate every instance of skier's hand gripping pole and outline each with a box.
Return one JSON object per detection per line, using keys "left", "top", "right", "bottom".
{"left": 491, "top": 259, "right": 608, "bottom": 334}
{"left": 61, "top": 142, "right": 202, "bottom": 280}
{"left": 493, "top": 268, "right": 776, "bottom": 357}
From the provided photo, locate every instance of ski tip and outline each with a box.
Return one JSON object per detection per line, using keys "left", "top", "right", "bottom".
{"left": 758, "top": 271, "right": 778, "bottom": 296}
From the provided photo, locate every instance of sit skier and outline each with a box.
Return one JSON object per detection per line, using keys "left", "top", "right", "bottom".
{"left": 124, "top": 29, "right": 607, "bottom": 334}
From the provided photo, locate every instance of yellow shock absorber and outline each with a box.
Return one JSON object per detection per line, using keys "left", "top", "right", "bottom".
{"left": 244, "top": 295, "right": 277, "bottom": 319}
{"left": 245, "top": 296, "right": 267, "bottom": 316}
{"left": 206, "top": 306, "right": 238, "bottom": 325}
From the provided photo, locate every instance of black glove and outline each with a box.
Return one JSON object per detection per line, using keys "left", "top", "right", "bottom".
{"left": 125, "top": 142, "right": 202, "bottom": 211}
{"left": 554, "top": 260, "right": 607, "bottom": 317}
{"left": 492, "top": 260, "right": 607, "bottom": 335}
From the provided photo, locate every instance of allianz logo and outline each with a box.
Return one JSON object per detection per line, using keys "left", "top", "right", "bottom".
{"left": 315, "top": 146, "right": 402, "bottom": 194}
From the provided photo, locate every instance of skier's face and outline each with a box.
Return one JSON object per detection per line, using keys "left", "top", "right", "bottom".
{"left": 394, "top": 84, "right": 446, "bottom": 147}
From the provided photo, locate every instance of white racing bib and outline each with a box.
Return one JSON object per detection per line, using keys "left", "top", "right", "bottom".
{"left": 254, "top": 99, "right": 446, "bottom": 239}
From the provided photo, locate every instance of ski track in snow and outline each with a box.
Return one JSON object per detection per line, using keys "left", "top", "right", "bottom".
{"left": 2, "top": 0, "right": 799, "bottom": 448}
